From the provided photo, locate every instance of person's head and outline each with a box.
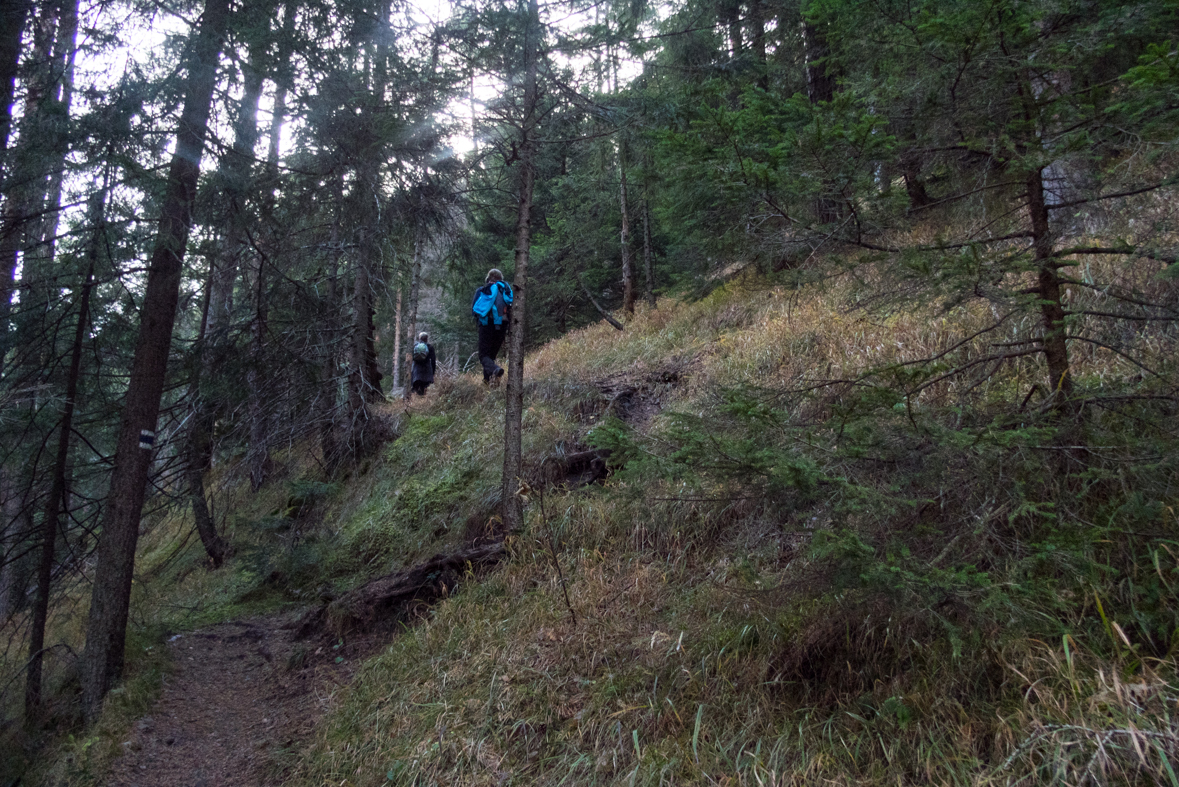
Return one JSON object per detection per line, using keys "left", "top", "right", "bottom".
{"left": 418, "top": 332, "right": 429, "bottom": 342}
{"left": 486, "top": 268, "right": 503, "bottom": 283}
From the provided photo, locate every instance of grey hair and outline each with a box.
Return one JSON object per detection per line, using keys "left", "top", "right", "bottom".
{"left": 418, "top": 332, "right": 429, "bottom": 342}
{"left": 486, "top": 268, "right": 503, "bottom": 283}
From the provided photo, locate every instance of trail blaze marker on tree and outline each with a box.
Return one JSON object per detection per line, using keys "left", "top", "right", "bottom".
{"left": 139, "top": 430, "right": 155, "bottom": 450}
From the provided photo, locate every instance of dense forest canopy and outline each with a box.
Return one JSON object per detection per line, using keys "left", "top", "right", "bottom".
{"left": 1, "top": 0, "right": 1178, "bottom": 772}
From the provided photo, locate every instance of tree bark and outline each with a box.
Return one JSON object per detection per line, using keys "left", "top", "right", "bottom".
{"left": 501, "top": 0, "right": 540, "bottom": 533}
{"left": 0, "top": 0, "right": 59, "bottom": 375}
{"left": 801, "top": 18, "right": 843, "bottom": 225}
{"left": 0, "top": 0, "right": 29, "bottom": 187}
{"left": 801, "top": 20, "right": 835, "bottom": 105}
{"left": 402, "top": 230, "right": 424, "bottom": 399}
{"left": 82, "top": 0, "right": 231, "bottom": 724}
{"left": 749, "top": 0, "right": 768, "bottom": 90}
{"left": 0, "top": 0, "right": 27, "bottom": 371}
{"left": 25, "top": 187, "right": 100, "bottom": 717}
{"left": 346, "top": 189, "right": 378, "bottom": 459}
{"left": 642, "top": 198, "right": 656, "bottom": 309}
{"left": 188, "top": 36, "right": 266, "bottom": 549}
{"left": 245, "top": 45, "right": 281, "bottom": 491}
{"left": 318, "top": 195, "right": 343, "bottom": 472}
{"left": 618, "top": 138, "right": 635, "bottom": 315}
{"left": 25, "top": 0, "right": 79, "bottom": 286}
{"left": 1028, "top": 168, "right": 1074, "bottom": 414}
{"left": 391, "top": 286, "right": 402, "bottom": 390}
{"left": 184, "top": 271, "right": 226, "bottom": 568}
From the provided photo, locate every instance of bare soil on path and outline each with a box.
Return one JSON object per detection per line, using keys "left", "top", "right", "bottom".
{"left": 105, "top": 614, "right": 377, "bottom": 787}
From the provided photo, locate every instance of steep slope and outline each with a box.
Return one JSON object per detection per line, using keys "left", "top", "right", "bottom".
{"left": 34, "top": 273, "right": 1179, "bottom": 786}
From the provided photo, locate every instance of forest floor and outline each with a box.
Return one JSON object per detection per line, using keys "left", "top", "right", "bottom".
{"left": 103, "top": 613, "right": 380, "bottom": 787}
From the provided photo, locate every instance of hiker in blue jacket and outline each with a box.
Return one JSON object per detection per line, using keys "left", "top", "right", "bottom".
{"left": 410, "top": 332, "right": 436, "bottom": 397}
{"left": 471, "top": 268, "right": 513, "bottom": 383}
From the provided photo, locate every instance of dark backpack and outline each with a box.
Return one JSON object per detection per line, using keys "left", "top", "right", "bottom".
{"left": 413, "top": 342, "right": 429, "bottom": 361}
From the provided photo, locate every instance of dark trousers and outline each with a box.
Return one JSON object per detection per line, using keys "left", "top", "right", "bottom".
{"left": 477, "top": 324, "right": 506, "bottom": 380}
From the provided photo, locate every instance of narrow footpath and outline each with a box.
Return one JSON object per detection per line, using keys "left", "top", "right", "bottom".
{"left": 105, "top": 615, "right": 374, "bottom": 787}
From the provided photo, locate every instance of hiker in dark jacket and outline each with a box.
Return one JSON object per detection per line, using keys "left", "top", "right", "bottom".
{"left": 471, "top": 268, "right": 513, "bottom": 383}
{"left": 410, "top": 332, "right": 436, "bottom": 397}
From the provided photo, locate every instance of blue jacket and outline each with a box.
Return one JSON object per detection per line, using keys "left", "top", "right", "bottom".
{"left": 472, "top": 280, "right": 513, "bottom": 327}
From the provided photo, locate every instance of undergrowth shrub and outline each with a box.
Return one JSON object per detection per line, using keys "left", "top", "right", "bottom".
{"left": 591, "top": 380, "right": 1179, "bottom": 698}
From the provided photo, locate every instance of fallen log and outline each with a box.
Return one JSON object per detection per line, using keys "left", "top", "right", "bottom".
{"left": 295, "top": 540, "right": 507, "bottom": 638}
{"left": 577, "top": 274, "right": 624, "bottom": 331}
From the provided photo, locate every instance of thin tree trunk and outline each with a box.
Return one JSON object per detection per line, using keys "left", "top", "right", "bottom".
{"left": 0, "top": 0, "right": 58, "bottom": 375}
{"left": 82, "top": 0, "right": 231, "bottom": 724}
{"left": 501, "top": 0, "right": 540, "bottom": 533}
{"left": 347, "top": 248, "right": 372, "bottom": 457}
{"left": 319, "top": 197, "right": 342, "bottom": 471}
{"left": 801, "top": 20, "right": 844, "bottom": 224}
{"left": 750, "top": 0, "right": 768, "bottom": 90}
{"left": 26, "top": 0, "right": 79, "bottom": 282}
{"left": 0, "top": 0, "right": 30, "bottom": 188}
{"left": 208, "top": 39, "right": 266, "bottom": 335}
{"left": 0, "top": 469, "right": 21, "bottom": 623}
{"left": 801, "top": 20, "right": 835, "bottom": 104}
{"left": 25, "top": 187, "right": 100, "bottom": 717}
{"left": 245, "top": 48, "right": 282, "bottom": 491}
{"left": 391, "top": 286, "right": 402, "bottom": 390}
{"left": 246, "top": 253, "right": 270, "bottom": 489}
{"left": 619, "top": 138, "right": 635, "bottom": 315}
{"left": 402, "top": 230, "right": 424, "bottom": 400}
{"left": 642, "top": 199, "right": 655, "bottom": 309}
{"left": 189, "top": 37, "right": 265, "bottom": 541}
{"left": 1014, "top": 70, "right": 1074, "bottom": 417}
{"left": 184, "top": 269, "right": 224, "bottom": 568}
{"left": 1028, "top": 168, "right": 1074, "bottom": 413}
{"left": 0, "top": 0, "right": 26, "bottom": 371}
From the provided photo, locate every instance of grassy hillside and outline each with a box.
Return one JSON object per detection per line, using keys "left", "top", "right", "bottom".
{"left": 28, "top": 266, "right": 1179, "bottom": 786}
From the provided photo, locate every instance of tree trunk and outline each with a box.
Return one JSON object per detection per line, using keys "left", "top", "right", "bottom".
{"left": 0, "top": 0, "right": 59, "bottom": 375}
{"left": 244, "top": 48, "right": 281, "bottom": 491}
{"left": 391, "top": 286, "right": 402, "bottom": 390}
{"left": 1015, "top": 70, "right": 1074, "bottom": 418}
{"left": 82, "top": 0, "right": 231, "bottom": 724}
{"left": 801, "top": 20, "right": 835, "bottom": 105}
{"left": 618, "top": 138, "right": 635, "bottom": 315}
{"left": 749, "top": 0, "right": 768, "bottom": 90}
{"left": 184, "top": 271, "right": 226, "bottom": 568}
{"left": 1028, "top": 168, "right": 1074, "bottom": 414}
{"left": 318, "top": 198, "right": 343, "bottom": 472}
{"left": 25, "top": 187, "right": 100, "bottom": 717}
{"left": 642, "top": 199, "right": 656, "bottom": 309}
{"left": 346, "top": 196, "right": 377, "bottom": 459}
{"left": 208, "top": 39, "right": 266, "bottom": 335}
{"left": 0, "top": 0, "right": 29, "bottom": 187}
{"left": 801, "top": 19, "right": 843, "bottom": 225}
{"left": 0, "top": 468, "right": 22, "bottom": 624}
{"left": 501, "top": 0, "right": 540, "bottom": 533}
{"left": 25, "top": 0, "right": 79, "bottom": 283}
{"left": 188, "top": 39, "right": 265, "bottom": 547}
{"left": 402, "top": 230, "right": 424, "bottom": 399}
{"left": 245, "top": 251, "right": 270, "bottom": 490}
{"left": 0, "top": 0, "right": 26, "bottom": 372}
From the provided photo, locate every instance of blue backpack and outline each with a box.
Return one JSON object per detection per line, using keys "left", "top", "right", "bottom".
{"left": 472, "top": 280, "right": 513, "bottom": 327}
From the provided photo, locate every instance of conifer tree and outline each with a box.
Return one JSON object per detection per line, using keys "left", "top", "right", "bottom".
{"left": 82, "top": 0, "right": 232, "bottom": 721}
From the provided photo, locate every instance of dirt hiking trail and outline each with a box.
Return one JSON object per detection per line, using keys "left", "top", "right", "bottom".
{"left": 106, "top": 615, "right": 378, "bottom": 787}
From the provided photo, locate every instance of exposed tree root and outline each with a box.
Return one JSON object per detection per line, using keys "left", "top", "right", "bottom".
{"left": 295, "top": 540, "right": 507, "bottom": 639}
